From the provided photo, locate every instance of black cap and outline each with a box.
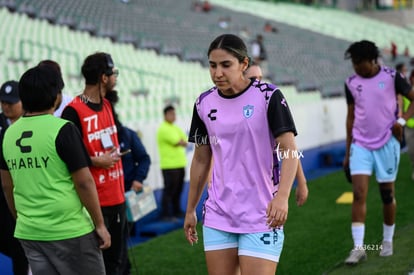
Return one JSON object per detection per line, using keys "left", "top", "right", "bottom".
{"left": 0, "top": 80, "right": 20, "bottom": 104}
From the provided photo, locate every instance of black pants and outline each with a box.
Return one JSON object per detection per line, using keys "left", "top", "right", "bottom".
{"left": 102, "top": 203, "right": 127, "bottom": 275}
{"left": 161, "top": 168, "right": 185, "bottom": 217}
{"left": 121, "top": 221, "right": 135, "bottom": 275}
{"left": 0, "top": 200, "right": 28, "bottom": 275}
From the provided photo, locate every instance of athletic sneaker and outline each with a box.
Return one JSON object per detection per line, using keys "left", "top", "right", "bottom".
{"left": 344, "top": 248, "right": 367, "bottom": 265}
{"left": 379, "top": 241, "right": 393, "bottom": 257}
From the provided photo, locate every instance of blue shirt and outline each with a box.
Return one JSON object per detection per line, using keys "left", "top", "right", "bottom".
{"left": 119, "top": 126, "right": 151, "bottom": 190}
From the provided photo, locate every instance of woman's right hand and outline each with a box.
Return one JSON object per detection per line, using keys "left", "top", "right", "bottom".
{"left": 93, "top": 148, "right": 120, "bottom": 169}
{"left": 391, "top": 122, "right": 404, "bottom": 143}
{"left": 184, "top": 211, "right": 198, "bottom": 246}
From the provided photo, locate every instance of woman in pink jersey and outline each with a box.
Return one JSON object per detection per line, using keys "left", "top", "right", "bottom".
{"left": 184, "top": 34, "right": 299, "bottom": 274}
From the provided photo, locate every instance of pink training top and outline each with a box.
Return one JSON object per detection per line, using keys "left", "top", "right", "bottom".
{"left": 189, "top": 79, "right": 296, "bottom": 233}
{"left": 345, "top": 66, "right": 411, "bottom": 150}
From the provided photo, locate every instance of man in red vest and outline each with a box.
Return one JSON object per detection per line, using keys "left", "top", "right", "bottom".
{"left": 62, "top": 52, "right": 126, "bottom": 275}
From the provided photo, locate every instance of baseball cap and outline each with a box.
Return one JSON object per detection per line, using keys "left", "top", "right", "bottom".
{"left": 0, "top": 80, "right": 20, "bottom": 104}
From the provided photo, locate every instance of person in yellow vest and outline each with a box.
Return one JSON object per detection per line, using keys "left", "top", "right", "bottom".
{"left": 403, "top": 69, "right": 414, "bottom": 180}
{"left": 157, "top": 105, "right": 188, "bottom": 220}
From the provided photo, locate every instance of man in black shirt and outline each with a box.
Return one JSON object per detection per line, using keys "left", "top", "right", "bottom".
{"left": 0, "top": 80, "right": 28, "bottom": 275}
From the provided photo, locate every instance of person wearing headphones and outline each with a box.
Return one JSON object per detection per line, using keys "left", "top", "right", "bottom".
{"left": 62, "top": 52, "right": 126, "bottom": 275}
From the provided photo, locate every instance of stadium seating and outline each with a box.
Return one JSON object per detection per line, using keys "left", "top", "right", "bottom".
{"left": 0, "top": 6, "right": 320, "bottom": 120}
{"left": 209, "top": 0, "right": 414, "bottom": 54}
{"left": 2, "top": 0, "right": 413, "bottom": 98}
{"left": 225, "top": 4, "right": 413, "bottom": 52}
{"left": 0, "top": 7, "right": 213, "bottom": 123}
{"left": 0, "top": 0, "right": 349, "bottom": 97}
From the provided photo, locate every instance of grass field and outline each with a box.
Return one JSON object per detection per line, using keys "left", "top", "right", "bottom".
{"left": 128, "top": 153, "right": 414, "bottom": 275}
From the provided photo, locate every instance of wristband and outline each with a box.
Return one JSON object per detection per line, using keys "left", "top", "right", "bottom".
{"left": 397, "top": 117, "right": 406, "bottom": 127}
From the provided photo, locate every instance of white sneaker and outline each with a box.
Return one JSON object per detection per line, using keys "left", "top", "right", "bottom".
{"left": 344, "top": 248, "right": 367, "bottom": 265}
{"left": 379, "top": 241, "right": 393, "bottom": 257}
